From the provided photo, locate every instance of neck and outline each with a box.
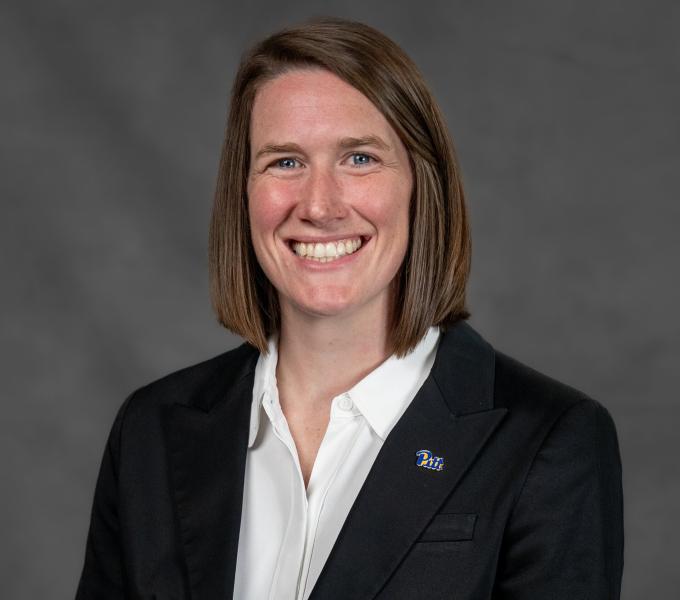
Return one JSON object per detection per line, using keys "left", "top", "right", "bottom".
{"left": 275, "top": 298, "right": 393, "bottom": 416}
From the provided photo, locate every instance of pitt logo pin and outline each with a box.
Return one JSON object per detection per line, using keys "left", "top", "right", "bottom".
{"left": 415, "top": 449, "right": 444, "bottom": 471}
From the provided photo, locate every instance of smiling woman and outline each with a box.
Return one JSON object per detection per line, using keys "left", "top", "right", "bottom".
{"left": 76, "top": 17, "right": 623, "bottom": 600}
{"left": 210, "top": 20, "right": 471, "bottom": 358}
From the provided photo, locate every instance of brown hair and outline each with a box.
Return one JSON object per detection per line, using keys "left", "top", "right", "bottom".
{"left": 209, "top": 17, "right": 471, "bottom": 357}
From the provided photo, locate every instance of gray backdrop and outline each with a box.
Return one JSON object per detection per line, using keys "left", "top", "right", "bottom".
{"left": 2, "top": 0, "right": 678, "bottom": 597}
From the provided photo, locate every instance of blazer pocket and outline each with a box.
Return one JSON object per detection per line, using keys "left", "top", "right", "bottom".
{"left": 416, "top": 513, "right": 477, "bottom": 542}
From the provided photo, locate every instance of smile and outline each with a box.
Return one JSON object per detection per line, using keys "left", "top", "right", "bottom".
{"left": 288, "top": 236, "right": 368, "bottom": 263}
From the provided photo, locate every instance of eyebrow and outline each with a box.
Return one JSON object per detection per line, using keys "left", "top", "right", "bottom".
{"left": 338, "top": 135, "right": 391, "bottom": 151}
{"left": 253, "top": 135, "right": 391, "bottom": 161}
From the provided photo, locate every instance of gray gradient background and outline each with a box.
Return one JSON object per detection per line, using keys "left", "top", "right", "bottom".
{"left": 1, "top": 0, "right": 678, "bottom": 598}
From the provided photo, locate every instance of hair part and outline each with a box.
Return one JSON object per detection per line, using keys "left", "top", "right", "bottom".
{"left": 209, "top": 16, "right": 471, "bottom": 357}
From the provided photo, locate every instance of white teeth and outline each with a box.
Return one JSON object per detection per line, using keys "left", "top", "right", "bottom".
{"left": 291, "top": 237, "right": 364, "bottom": 261}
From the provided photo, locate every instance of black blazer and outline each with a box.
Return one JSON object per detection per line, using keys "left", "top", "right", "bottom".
{"left": 76, "top": 321, "right": 624, "bottom": 599}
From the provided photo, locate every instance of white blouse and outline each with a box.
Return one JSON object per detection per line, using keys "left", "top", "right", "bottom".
{"left": 233, "top": 326, "right": 441, "bottom": 600}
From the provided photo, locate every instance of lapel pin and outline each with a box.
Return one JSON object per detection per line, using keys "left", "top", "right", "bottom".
{"left": 415, "top": 449, "right": 444, "bottom": 471}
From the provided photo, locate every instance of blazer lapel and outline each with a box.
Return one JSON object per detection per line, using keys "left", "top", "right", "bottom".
{"left": 308, "top": 321, "right": 507, "bottom": 600}
{"left": 164, "top": 344, "right": 258, "bottom": 600}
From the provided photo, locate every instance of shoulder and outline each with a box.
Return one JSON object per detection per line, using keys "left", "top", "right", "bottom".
{"left": 135, "top": 341, "right": 258, "bottom": 404}
{"left": 491, "top": 348, "right": 620, "bottom": 466}
{"left": 493, "top": 348, "right": 614, "bottom": 421}
{"left": 436, "top": 321, "right": 616, "bottom": 431}
{"left": 111, "top": 341, "right": 259, "bottom": 433}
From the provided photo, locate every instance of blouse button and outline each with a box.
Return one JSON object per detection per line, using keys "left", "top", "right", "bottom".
{"left": 338, "top": 394, "right": 353, "bottom": 411}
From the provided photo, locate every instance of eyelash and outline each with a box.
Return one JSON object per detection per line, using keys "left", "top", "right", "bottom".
{"left": 271, "top": 153, "right": 376, "bottom": 170}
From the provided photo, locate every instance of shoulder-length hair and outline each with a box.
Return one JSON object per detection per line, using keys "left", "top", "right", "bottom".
{"left": 209, "top": 17, "right": 471, "bottom": 357}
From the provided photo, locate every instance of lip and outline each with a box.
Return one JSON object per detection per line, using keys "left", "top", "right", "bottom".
{"left": 286, "top": 234, "right": 372, "bottom": 244}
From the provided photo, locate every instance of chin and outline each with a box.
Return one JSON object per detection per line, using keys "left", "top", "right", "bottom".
{"left": 285, "top": 290, "right": 359, "bottom": 319}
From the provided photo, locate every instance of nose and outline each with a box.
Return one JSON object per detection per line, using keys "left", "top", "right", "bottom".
{"left": 295, "top": 166, "right": 348, "bottom": 226}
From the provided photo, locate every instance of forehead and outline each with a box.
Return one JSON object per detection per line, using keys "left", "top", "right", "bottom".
{"left": 250, "top": 69, "right": 397, "bottom": 144}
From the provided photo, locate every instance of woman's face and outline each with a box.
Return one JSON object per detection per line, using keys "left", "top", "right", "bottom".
{"left": 247, "top": 68, "right": 412, "bottom": 324}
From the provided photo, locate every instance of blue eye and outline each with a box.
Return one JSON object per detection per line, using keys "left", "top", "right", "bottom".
{"left": 352, "top": 153, "right": 372, "bottom": 165}
{"left": 275, "top": 158, "right": 298, "bottom": 169}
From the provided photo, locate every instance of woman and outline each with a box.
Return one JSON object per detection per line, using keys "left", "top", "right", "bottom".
{"left": 76, "top": 17, "right": 623, "bottom": 600}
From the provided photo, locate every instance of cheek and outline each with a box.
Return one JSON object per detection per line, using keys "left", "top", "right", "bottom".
{"left": 247, "top": 180, "right": 294, "bottom": 238}
{"left": 360, "top": 177, "right": 411, "bottom": 233}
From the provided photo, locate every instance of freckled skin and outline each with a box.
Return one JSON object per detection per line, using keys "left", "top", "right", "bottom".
{"left": 247, "top": 69, "right": 413, "bottom": 324}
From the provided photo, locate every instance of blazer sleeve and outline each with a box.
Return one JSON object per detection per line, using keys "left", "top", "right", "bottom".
{"left": 75, "top": 394, "right": 133, "bottom": 600}
{"left": 494, "top": 397, "right": 624, "bottom": 599}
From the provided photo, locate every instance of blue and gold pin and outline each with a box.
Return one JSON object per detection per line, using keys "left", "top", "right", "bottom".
{"left": 415, "top": 449, "right": 445, "bottom": 471}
